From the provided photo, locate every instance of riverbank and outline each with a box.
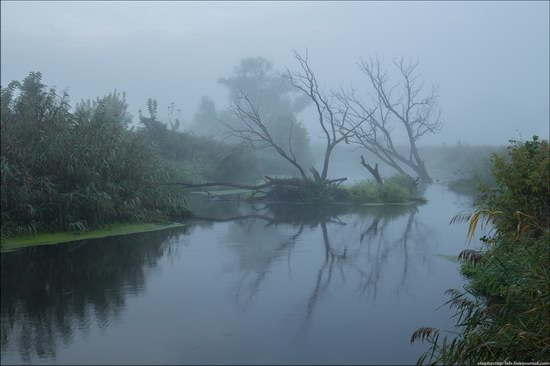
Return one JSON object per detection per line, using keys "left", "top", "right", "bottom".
{"left": 1, "top": 223, "right": 187, "bottom": 253}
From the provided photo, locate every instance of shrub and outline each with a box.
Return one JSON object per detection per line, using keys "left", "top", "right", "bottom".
{"left": 480, "top": 136, "right": 549, "bottom": 235}
{"left": 138, "top": 107, "right": 261, "bottom": 185}
{"left": 378, "top": 183, "right": 410, "bottom": 203}
{"left": 0, "top": 73, "right": 190, "bottom": 235}
{"left": 347, "top": 180, "right": 383, "bottom": 203}
{"left": 346, "top": 175, "right": 415, "bottom": 204}
{"left": 413, "top": 136, "right": 550, "bottom": 364}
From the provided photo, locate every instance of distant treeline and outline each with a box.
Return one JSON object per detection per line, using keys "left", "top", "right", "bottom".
{"left": 419, "top": 143, "right": 507, "bottom": 193}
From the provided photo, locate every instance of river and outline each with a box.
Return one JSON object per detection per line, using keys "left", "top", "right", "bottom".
{"left": 1, "top": 184, "right": 475, "bottom": 364}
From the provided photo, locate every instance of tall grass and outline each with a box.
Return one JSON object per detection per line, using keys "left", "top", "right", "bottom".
{"left": 347, "top": 175, "right": 419, "bottom": 204}
{"left": 412, "top": 137, "right": 550, "bottom": 364}
{"left": 1, "top": 73, "right": 189, "bottom": 238}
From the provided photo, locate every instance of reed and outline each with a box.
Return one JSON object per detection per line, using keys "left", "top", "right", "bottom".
{"left": 412, "top": 137, "right": 550, "bottom": 364}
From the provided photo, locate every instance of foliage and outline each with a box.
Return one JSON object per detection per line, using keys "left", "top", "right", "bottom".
{"left": 378, "top": 183, "right": 411, "bottom": 203}
{"left": 188, "top": 57, "right": 314, "bottom": 179}
{"left": 480, "top": 136, "right": 549, "bottom": 235}
{"left": 1, "top": 73, "right": 190, "bottom": 238}
{"left": 218, "top": 57, "right": 314, "bottom": 176}
{"left": 413, "top": 137, "right": 550, "bottom": 364}
{"left": 347, "top": 180, "right": 382, "bottom": 203}
{"left": 346, "top": 175, "right": 417, "bottom": 204}
{"left": 188, "top": 96, "right": 219, "bottom": 138}
{"left": 138, "top": 102, "right": 260, "bottom": 184}
{"left": 189, "top": 95, "right": 302, "bottom": 178}
{"left": 414, "top": 231, "right": 550, "bottom": 365}
{"left": 263, "top": 175, "right": 419, "bottom": 204}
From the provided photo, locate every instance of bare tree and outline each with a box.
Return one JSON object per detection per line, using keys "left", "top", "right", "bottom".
{"left": 342, "top": 56, "right": 442, "bottom": 183}
{"left": 224, "top": 50, "right": 373, "bottom": 184}
{"left": 227, "top": 93, "right": 310, "bottom": 180}
{"left": 285, "top": 50, "right": 374, "bottom": 181}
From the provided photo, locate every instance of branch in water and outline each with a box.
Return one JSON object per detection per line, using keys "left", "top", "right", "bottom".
{"left": 165, "top": 176, "right": 347, "bottom": 191}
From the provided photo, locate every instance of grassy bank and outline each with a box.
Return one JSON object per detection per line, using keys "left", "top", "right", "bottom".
{"left": 1, "top": 223, "right": 186, "bottom": 252}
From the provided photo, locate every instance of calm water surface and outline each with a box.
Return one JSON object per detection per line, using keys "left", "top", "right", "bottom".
{"left": 1, "top": 184, "right": 474, "bottom": 364}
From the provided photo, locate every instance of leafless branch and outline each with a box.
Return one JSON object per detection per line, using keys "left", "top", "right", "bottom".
{"left": 226, "top": 92, "right": 308, "bottom": 180}
{"left": 348, "top": 56, "right": 441, "bottom": 182}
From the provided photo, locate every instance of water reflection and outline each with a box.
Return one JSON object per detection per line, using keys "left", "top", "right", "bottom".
{"left": 1, "top": 227, "right": 189, "bottom": 363}
{"left": 2, "top": 186, "right": 466, "bottom": 364}
{"left": 215, "top": 203, "right": 434, "bottom": 333}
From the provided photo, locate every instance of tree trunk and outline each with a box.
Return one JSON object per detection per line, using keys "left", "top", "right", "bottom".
{"left": 320, "top": 144, "right": 333, "bottom": 181}
{"left": 360, "top": 156, "right": 384, "bottom": 184}
{"left": 412, "top": 160, "right": 432, "bottom": 183}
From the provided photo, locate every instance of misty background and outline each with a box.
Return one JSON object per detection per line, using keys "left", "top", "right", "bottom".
{"left": 1, "top": 1, "right": 548, "bottom": 145}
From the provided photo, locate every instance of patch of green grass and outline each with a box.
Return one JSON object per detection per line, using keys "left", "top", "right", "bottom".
{"left": 1, "top": 223, "right": 186, "bottom": 252}
{"left": 346, "top": 175, "right": 419, "bottom": 204}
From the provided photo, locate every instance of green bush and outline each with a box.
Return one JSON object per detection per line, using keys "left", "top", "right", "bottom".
{"left": 346, "top": 175, "right": 415, "bottom": 204}
{"left": 347, "top": 180, "right": 383, "bottom": 203}
{"left": 480, "top": 136, "right": 549, "bottom": 235}
{"left": 138, "top": 105, "right": 261, "bottom": 184}
{"left": 378, "top": 183, "right": 410, "bottom": 203}
{"left": 0, "top": 73, "right": 190, "bottom": 236}
{"left": 414, "top": 136, "right": 550, "bottom": 365}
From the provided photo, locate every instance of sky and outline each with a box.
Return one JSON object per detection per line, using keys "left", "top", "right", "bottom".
{"left": 1, "top": 1, "right": 548, "bottom": 145}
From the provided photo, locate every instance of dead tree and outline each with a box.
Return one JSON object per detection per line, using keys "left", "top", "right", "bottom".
{"left": 226, "top": 93, "right": 309, "bottom": 180}
{"left": 341, "top": 57, "right": 442, "bottom": 183}
{"left": 285, "top": 50, "right": 374, "bottom": 181}
{"left": 167, "top": 174, "right": 347, "bottom": 200}
{"left": 172, "top": 51, "right": 372, "bottom": 196}
{"left": 360, "top": 155, "right": 383, "bottom": 184}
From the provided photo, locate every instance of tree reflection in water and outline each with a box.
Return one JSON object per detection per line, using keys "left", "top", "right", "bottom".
{"left": 0, "top": 226, "right": 189, "bottom": 363}
{"left": 1, "top": 194, "right": 443, "bottom": 363}
{"left": 214, "top": 202, "right": 436, "bottom": 337}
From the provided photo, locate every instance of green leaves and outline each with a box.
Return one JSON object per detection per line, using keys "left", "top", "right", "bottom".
{"left": 347, "top": 175, "right": 416, "bottom": 204}
{"left": 1, "top": 73, "right": 190, "bottom": 236}
{"left": 484, "top": 137, "right": 549, "bottom": 236}
{"left": 415, "top": 137, "right": 550, "bottom": 364}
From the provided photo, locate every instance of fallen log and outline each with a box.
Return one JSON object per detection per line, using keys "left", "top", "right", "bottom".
{"left": 166, "top": 175, "right": 347, "bottom": 191}
{"left": 164, "top": 175, "right": 349, "bottom": 202}
{"left": 165, "top": 176, "right": 278, "bottom": 190}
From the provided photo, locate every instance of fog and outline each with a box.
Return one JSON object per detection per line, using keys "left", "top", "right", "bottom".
{"left": 2, "top": 3, "right": 549, "bottom": 364}
{"left": 1, "top": 1, "right": 548, "bottom": 145}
